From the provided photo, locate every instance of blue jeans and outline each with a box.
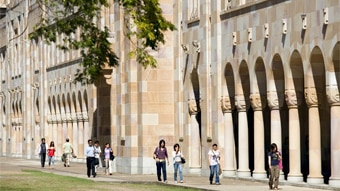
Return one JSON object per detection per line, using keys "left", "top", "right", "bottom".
{"left": 209, "top": 164, "right": 220, "bottom": 183}
{"left": 48, "top": 156, "right": 55, "bottom": 166}
{"left": 173, "top": 162, "right": 183, "bottom": 181}
{"left": 156, "top": 161, "right": 167, "bottom": 181}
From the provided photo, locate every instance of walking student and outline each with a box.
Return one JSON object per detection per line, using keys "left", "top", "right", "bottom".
{"left": 63, "top": 138, "right": 73, "bottom": 167}
{"left": 85, "top": 139, "right": 96, "bottom": 178}
{"left": 208, "top": 143, "right": 221, "bottom": 185}
{"left": 172, "top": 143, "right": 184, "bottom": 183}
{"left": 104, "top": 143, "right": 114, "bottom": 175}
{"left": 268, "top": 143, "right": 281, "bottom": 190}
{"left": 153, "top": 139, "right": 169, "bottom": 183}
{"left": 47, "top": 141, "right": 56, "bottom": 168}
{"left": 37, "top": 138, "right": 47, "bottom": 168}
{"left": 94, "top": 140, "right": 102, "bottom": 173}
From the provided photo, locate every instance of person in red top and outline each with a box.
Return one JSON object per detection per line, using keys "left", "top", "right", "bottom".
{"left": 48, "top": 141, "right": 56, "bottom": 168}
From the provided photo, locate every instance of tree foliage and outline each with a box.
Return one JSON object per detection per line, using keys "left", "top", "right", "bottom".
{"left": 30, "top": 0, "right": 176, "bottom": 84}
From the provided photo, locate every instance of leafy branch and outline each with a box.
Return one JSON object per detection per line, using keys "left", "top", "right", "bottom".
{"left": 30, "top": 0, "right": 176, "bottom": 84}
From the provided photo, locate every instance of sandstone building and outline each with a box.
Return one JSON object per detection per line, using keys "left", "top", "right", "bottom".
{"left": 0, "top": 0, "right": 339, "bottom": 187}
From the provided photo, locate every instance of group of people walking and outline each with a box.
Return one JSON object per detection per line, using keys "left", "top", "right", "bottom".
{"left": 37, "top": 137, "right": 74, "bottom": 168}
{"left": 85, "top": 139, "right": 115, "bottom": 178}
{"left": 39, "top": 137, "right": 282, "bottom": 189}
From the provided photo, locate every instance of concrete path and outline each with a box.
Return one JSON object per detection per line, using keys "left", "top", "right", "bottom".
{"left": 0, "top": 157, "right": 338, "bottom": 191}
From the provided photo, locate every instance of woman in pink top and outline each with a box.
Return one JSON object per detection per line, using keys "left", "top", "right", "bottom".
{"left": 104, "top": 143, "right": 114, "bottom": 175}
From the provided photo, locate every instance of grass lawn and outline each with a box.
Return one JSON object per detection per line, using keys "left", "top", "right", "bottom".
{"left": 0, "top": 170, "right": 200, "bottom": 191}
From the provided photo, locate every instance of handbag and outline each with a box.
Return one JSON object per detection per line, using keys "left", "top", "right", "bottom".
{"left": 61, "top": 153, "right": 66, "bottom": 162}
{"left": 94, "top": 158, "right": 99, "bottom": 165}
{"left": 278, "top": 159, "right": 283, "bottom": 170}
{"left": 218, "top": 163, "right": 222, "bottom": 175}
{"left": 72, "top": 153, "right": 77, "bottom": 158}
{"left": 110, "top": 152, "right": 115, "bottom": 161}
{"left": 181, "top": 157, "right": 186, "bottom": 164}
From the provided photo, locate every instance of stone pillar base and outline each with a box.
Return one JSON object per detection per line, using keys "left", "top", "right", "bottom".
{"left": 223, "top": 169, "right": 237, "bottom": 177}
{"left": 287, "top": 175, "right": 303, "bottom": 182}
{"left": 307, "top": 177, "right": 324, "bottom": 184}
{"left": 329, "top": 179, "right": 340, "bottom": 187}
{"left": 252, "top": 171, "right": 267, "bottom": 179}
{"left": 237, "top": 170, "right": 251, "bottom": 177}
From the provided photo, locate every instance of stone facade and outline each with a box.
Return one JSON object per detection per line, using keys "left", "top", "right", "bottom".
{"left": 0, "top": 0, "right": 339, "bottom": 187}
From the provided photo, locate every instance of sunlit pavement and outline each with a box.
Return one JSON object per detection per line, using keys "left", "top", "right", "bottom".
{"left": 0, "top": 157, "right": 338, "bottom": 191}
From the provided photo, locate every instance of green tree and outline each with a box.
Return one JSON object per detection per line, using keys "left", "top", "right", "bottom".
{"left": 30, "top": 0, "right": 176, "bottom": 84}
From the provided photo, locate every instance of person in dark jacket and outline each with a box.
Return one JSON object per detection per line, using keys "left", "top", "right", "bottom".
{"left": 37, "top": 138, "right": 47, "bottom": 167}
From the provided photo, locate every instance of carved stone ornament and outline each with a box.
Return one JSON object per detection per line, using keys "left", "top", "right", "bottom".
{"left": 250, "top": 94, "right": 262, "bottom": 111}
{"left": 71, "top": 113, "right": 78, "bottom": 122}
{"left": 305, "top": 87, "right": 318, "bottom": 107}
{"left": 267, "top": 91, "right": 279, "bottom": 110}
{"left": 235, "top": 95, "right": 246, "bottom": 111}
{"left": 66, "top": 113, "right": 72, "bottom": 122}
{"left": 285, "top": 90, "right": 298, "bottom": 108}
{"left": 188, "top": 99, "right": 199, "bottom": 115}
{"left": 61, "top": 113, "right": 67, "bottom": 122}
{"left": 77, "top": 112, "right": 83, "bottom": 121}
{"left": 56, "top": 113, "right": 61, "bottom": 122}
{"left": 221, "top": 96, "right": 232, "bottom": 113}
{"left": 327, "top": 85, "right": 340, "bottom": 106}
{"left": 82, "top": 112, "right": 89, "bottom": 121}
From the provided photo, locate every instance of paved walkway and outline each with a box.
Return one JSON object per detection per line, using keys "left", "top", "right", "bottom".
{"left": 0, "top": 157, "right": 338, "bottom": 191}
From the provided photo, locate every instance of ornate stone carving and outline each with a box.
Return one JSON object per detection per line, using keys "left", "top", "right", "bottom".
{"left": 188, "top": 99, "right": 199, "bottom": 115}
{"left": 235, "top": 95, "right": 246, "bottom": 112}
{"left": 66, "top": 113, "right": 72, "bottom": 122}
{"left": 267, "top": 91, "right": 279, "bottom": 110}
{"left": 77, "top": 112, "right": 83, "bottom": 121}
{"left": 51, "top": 114, "right": 57, "bottom": 123}
{"left": 250, "top": 93, "right": 262, "bottom": 111}
{"left": 305, "top": 87, "right": 318, "bottom": 107}
{"left": 285, "top": 89, "right": 298, "bottom": 108}
{"left": 61, "top": 113, "right": 67, "bottom": 122}
{"left": 327, "top": 85, "right": 340, "bottom": 106}
{"left": 56, "top": 113, "right": 61, "bottom": 122}
{"left": 71, "top": 113, "right": 78, "bottom": 122}
{"left": 82, "top": 112, "right": 89, "bottom": 121}
{"left": 221, "top": 96, "right": 232, "bottom": 113}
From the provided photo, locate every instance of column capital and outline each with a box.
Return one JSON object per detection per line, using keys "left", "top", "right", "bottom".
{"left": 250, "top": 93, "right": 262, "bottom": 111}
{"left": 305, "top": 87, "right": 318, "bottom": 108}
{"left": 235, "top": 95, "right": 246, "bottom": 112}
{"left": 188, "top": 99, "right": 200, "bottom": 115}
{"left": 285, "top": 90, "right": 298, "bottom": 108}
{"left": 327, "top": 85, "right": 340, "bottom": 106}
{"left": 221, "top": 96, "right": 232, "bottom": 113}
{"left": 267, "top": 91, "right": 279, "bottom": 110}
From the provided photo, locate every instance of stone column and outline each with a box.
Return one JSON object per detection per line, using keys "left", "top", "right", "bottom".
{"left": 71, "top": 113, "right": 78, "bottom": 158}
{"left": 221, "top": 96, "right": 236, "bottom": 177}
{"left": 250, "top": 93, "right": 266, "bottom": 179}
{"left": 305, "top": 87, "right": 323, "bottom": 184}
{"left": 188, "top": 99, "right": 201, "bottom": 174}
{"left": 77, "top": 112, "right": 84, "bottom": 159}
{"left": 267, "top": 91, "right": 282, "bottom": 151}
{"left": 327, "top": 86, "right": 340, "bottom": 187}
{"left": 235, "top": 95, "right": 250, "bottom": 177}
{"left": 285, "top": 90, "right": 303, "bottom": 182}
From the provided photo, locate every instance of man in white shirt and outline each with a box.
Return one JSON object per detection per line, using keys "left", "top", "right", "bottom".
{"left": 85, "top": 139, "right": 96, "bottom": 178}
{"left": 208, "top": 143, "right": 221, "bottom": 185}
